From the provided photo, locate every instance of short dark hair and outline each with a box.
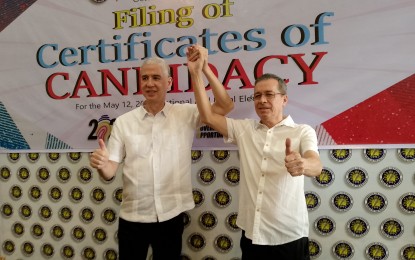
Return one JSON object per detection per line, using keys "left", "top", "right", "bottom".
{"left": 255, "top": 73, "right": 287, "bottom": 94}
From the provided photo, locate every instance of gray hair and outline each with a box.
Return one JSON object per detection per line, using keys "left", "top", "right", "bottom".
{"left": 142, "top": 57, "right": 171, "bottom": 77}
{"left": 255, "top": 73, "right": 287, "bottom": 94}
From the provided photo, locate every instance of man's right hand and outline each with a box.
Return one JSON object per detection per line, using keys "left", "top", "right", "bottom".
{"left": 89, "top": 139, "right": 109, "bottom": 170}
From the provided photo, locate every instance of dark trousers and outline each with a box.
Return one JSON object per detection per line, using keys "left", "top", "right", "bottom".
{"left": 240, "top": 231, "right": 310, "bottom": 260}
{"left": 118, "top": 213, "right": 184, "bottom": 260}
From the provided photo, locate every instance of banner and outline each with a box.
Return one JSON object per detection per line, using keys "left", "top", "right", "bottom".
{"left": 1, "top": 0, "right": 414, "bottom": 152}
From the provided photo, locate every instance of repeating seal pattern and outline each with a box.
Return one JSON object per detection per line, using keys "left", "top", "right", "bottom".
{"left": 332, "top": 240, "right": 354, "bottom": 260}
{"left": 365, "top": 192, "right": 388, "bottom": 213}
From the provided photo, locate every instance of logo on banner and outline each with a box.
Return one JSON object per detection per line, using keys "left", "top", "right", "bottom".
{"left": 93, "top": 227, "right": 107, "bottom": 243}
{"left": 379, "top": 167, "right": 402, "bottom": 188}
{"left": 22, "top": 241, "right": 35, "bottom": 257}
{"left": 72, "top": 226, "right": 86, "bottom": 242}
{"left": 305, "top": 191, "right": 321, "bottom": 211}
{"left": 397, "top": 148, "right": 415, "bottom": 162}
{"left": 12, "top": 222, "right": 24, "bottom": 237}
{"left": 29, "top": 185, "right": 42, "bottom": 201}
{"left": 333, "top": 240, "right": 354, "bottom": 260}
{"left": 10, "top": 185, "right": 23, "bottom": 200}
{"left": 49, "top": 186, "right": 63, "bottom": 202}
{"left": 91, "top": 187, "right": 106, "bottom": 204}
{"left": 365, "top": 192, "right": 388, "bottom": 213}
{"left": 188, "top": 232, "right": 206, "bottom": 251}
{"left": 308, "top": 239, "right": 322, "bottom": 258}
{"left": 346, "top": 167, "right": 368, "bottom": 188}
{"left": 365, "top": 242, "right": 388, "bottom": 260}
{"left": 17, "top": 166, "right": 30, "bottom": 182}
{"left": 226, "top": 212, "right": 239, "bottom": 231}
{"left": 213, "top": 189, "right": 232, "bottom": 208}
{"left": 199, "top": 211, "right": 218, "bottom": 230}
{"left": 37, "top": 166, "right": 51, "bottom": 182}
{"left": 400, "top": 244, "right": 415, "bottom": 260}
{"left": 61, "top": 245, "right": 75, "bottom": 259}
{"left": 70, "top": 187, "right": 84, "bottom": 202}
{"left": 31, "top": 223, "right": 44, "bottom": 239}
{"left": 113, "top": 187, "right": 123, "bottom": 204}
{"left": 20, "top": 204, "right": 32, "bottom": 219}
{"left": 59, "top": 206, "right": 73, "bottom": 222}
{"left": 211, "top": 150, "right": 230, "bottom": 163}
{"left": 39, "top": 205, "right": 52, "bottom": 221}
{"left": 1, "top": 203, "right": 13, "bottom": 218}
{"left": 399, "top": 193, "right": 415, "bottom": 214}
{"left": 82, "top": 247, "right": 96, "bottom": 260}
{"left": 330, "top": 149, "right": 351, "bottom": 162}
{"left": 314, "top": 216, "right": 335, "bottom": 236}
{"left": 41, "top": 243, "right": 55, "bottom": 258}
{"left": 380, "top": 218, "right": 403, "bottom": 239}
{"left": 8, "top": 153, "right": 20, "bottom": 162}
{"left": 2, "top": 240, "right": 15, "bottom": 255}
{"left": 1, "top": 166, "right": 11, "bottom": 181}
{"left": 68, "top": 152, "right": 82, "bottom": 163}
{"left": 331, "top": 192, "right": 353, "bottom": 212}
{"left": 347, "top": 217, "right": 370, "bottom": 238}
{"left": 51, "top": 225, "right": 65, "bottom": 240}
{"left": 47, "top": 152, "right": 60, "bottom": 162}
{"left": 78, "top": 167, "right": 93, "bottom": 183}
{"left": 313, "top": 167, "right": 334, "bottom": 187}
{"left": 214, "top": 234, "right": 233, "bottom": 253}
{"left": 104, "top": 249, "right": 118, "bottom": 260}
{"left": 198, "top": 167, "right": 216, "bottom": 185}
{"left": 27, "top": 152, "right": 40, "bottom": 163}
{"left": 80, "top": 207, "right": 95, "bottom": 223}
{"left": 191, "top": 150, "right": 203, "bottom": 163}
{"left": 364, "top": 149, "right": 386, "bottom": 162}
{"left": 192, "top": 188, "right": 205, "bottom": 207}
{"left": 57, "top": 167, "right": 71, "bottom": 183}
{"left": 102, "top": 208, "right": 117, "bottom": 224}
{"left": 224, "top": 167, "right": 240, "bottom": 185}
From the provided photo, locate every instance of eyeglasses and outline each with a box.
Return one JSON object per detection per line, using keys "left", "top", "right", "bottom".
{"left": 253, "top": 92, "right": 284, "bottom": 101}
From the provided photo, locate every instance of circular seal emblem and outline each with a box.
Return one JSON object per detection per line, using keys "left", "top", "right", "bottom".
{"left": 313, "top": 167, "right": 335, "bottom": 187}
{"left": 365, "top": 192, "right": 388, "bottom": 213}
{"left": 91, "top": 0, "right": 106, "bottom": 4}
{"left": 1, "top": 166, "right": 11, "bottom": 181}
{"left": 21, "top": 241, "right": 35, "bottom": 257}
{"left": 27, "top": 152, "right": 40, "bottom": 163}
{"left": 17, "top": 166, "right": 30, "bottom": 182}
{"left": 332, "top": 240, "right": 354, "bottom": 260}
{"left": 192, "top": 188, "right": 205, "bottom": 207}
{"left": 314, "top": 216, "right": 336, "bottom": 236}
{"left": 37, "top": 167, "right": 51, "bottom": 182}
{"left": 57, "top": 167, "right": 71, "bottom": 183}
{"left": 224, "top": 166, "right": 240, "bottom": 186}
{"left": 20, "top": 204, "right": 32, "bottom": 219}
{"left": 29, "top": 185, "right": 42, "bottom": 201}
{"left": 347, "top": 217, "right": 370, "bottom": 238}
{"left": 400, "top": 244, "right": 415, "bottom": 260}
{"left": 191, "top": 150, "right": 203, "bottom": 163}
{"left": 331, "top": 192, "right": 353, "bottom": 212}
{"left": 49, "top": 186, "right": 63, "bottom": 202}
{"left": 91, "top": 187, "right": 106, "bottom": 204}
{"left": 183, "top": 211, "right": 191, "bottom": 228}
{"left": 397, "top": 148, "right": 415, "bottom": 162}
{"left": 82, "top": 247, "right": 96, "bottom": 260}
{"left": 379, "top": 167, "right": 402, "bottom": 188}
{"left": 31, "top": 223, "right": 44, "bottom": 238}
{"left": 12, "top": 221, "right": 25, "bottom": 237}
{"left": 51, "top": 224, "right": 65, "bottom": 240}
{"left": 3, "top": 239, "right": 15, "bottom": 255}
{"left": 78, "top": 167, "right": 93, "bottom": 183}
{"left": 380, "top": 218, "right": 404, "bottom": 239}
{"left": 225, "top": 212, "right": 240, "bottom": 231}
{"left": 330, "top": 149, "right": 351, "bottom": 162}
{"left": 8, "top": 153, "right": 20, "bottom": 162}
{"left": 199, "top": 211, "right": 218, "bottom": 230}
{"left": 59, "top": 206, "right": 73, "bottom": 222}
{"left": 213, "top": 189, "right": 232, "bottom": 208}
{"left": 103, "top": 248, "right": 118, "bottom": 260}
{"left": 69, "top": 186, "right": 84, "bottom": 203}
{"left": 67, "top": 152, "right": 82, "bottom": 163}
{"left": 102, "top": 208, "right": 117, "bottom": 225}
{"left": 198, "top": 167, "right": 216, "bottom": 185}
{"left": 364, "top": 149, "right": 386, "bottom": 162}
{"left": 214, "top": 234, "right": 233, "bottom": 253}
{"left": 346, "top": 167, "right": 368, "bottom": 188}
{"left": 41, "top": 243, "right": 55, "bottom": 258}
{"left": 113, "top": 187, "right": 123, "bottom": 204}
{"left": 61, "top": 245, "right": 75, "bottom": 259}
{"left": 211, "top": 150, "right": 230, "bottom": 163}
{"left": 47, "top": 152, "right": 60, "bottom": 163}
{"left": 10, "top": 185, "right": 23, "bottom": 200}
{"left": 188, "top": 232, "right": 206, "bottom": 251}
{"left": 202, "top": 256, "right": 216, "bottom": 260}
{"left": 80, "top": 207, "right": 95, "bottom": 223}
{"left": 1, "top": 203, "right": 13, "bottom": 218}
{"left": 305, "top": 191, "right": 321, "bottom": 211}
{"left": 71, "top": 226, "right": 86, "bottom": 242}
{"left": 308, "top": 239, "right": 322, "bottom": 259}
{"left": 39, "top": 205, "right": 53, "bottom": 221}
{"left": 93, "top": 227, "right": 107, "bottom": 244}
{"left": 366, "top": 242, "right": 388, "bottom": 260}
{"left": 399, "top": 192, "right": 415, "bottom": 214}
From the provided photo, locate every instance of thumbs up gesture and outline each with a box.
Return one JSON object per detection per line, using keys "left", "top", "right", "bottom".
{"left": 89, "top": 139, "right": 109, "bottom": 169}
{"left": 284, "top": 138, "right": 304, "bottom": 177}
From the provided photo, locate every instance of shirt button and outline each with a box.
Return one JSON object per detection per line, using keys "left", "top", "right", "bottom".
{"left": 257, "top": 209, "right": 260, "bottom": 212}
{"left": 263, "top": 158, "right": 267, "bottom": 160}
{"left": 262, "top": 174, "right": 265, "bottom": 177}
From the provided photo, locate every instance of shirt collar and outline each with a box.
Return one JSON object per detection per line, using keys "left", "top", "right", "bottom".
{"left": 139, "top": 102, "right": 172, "bottom": 119}
{"left": 255, "top": 115, "right": 295, "bottom": 129}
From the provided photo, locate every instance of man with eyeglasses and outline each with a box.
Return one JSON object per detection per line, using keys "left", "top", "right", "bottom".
{"left": 188, "top": 51, "right": 322, "bottom": 259}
